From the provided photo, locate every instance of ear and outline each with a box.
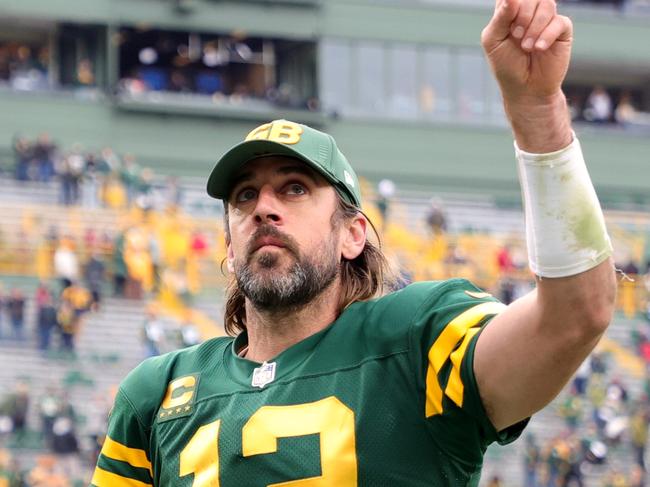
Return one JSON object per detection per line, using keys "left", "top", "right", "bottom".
{"left": 226, "top": 242, "right": 235, "bottom": 273}
{"left": 341, "top": 214, "right": 367, "bottom": 260}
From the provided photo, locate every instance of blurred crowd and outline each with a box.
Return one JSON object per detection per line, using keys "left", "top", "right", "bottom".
{"left": 0, "top": 280, "right": 91, "bottom": 356}
{"left": 0, "top": 379, "right": 112, "bottom": 486}
{"left": 0, "top": 43, "right": 50, "bottom": 92}
{"left": 568, "top": 86, "right": 650, "bottom": 128}
{"left": 10, "top": 133, "right": 183, "bottom": 210}
{"left": 116, "top": 29, "right": 318, "bottom": 111}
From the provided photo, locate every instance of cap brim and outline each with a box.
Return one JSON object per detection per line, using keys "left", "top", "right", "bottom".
{"left": 207, "top": 139, "right": 339, "bottom": 200}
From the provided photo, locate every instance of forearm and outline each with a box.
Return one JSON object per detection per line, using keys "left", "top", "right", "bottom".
{"left": 479, "top": 262, "right": 615, "bottom": 430}
{"left": 504, "top": 91, "right": 573, "bottom": 153}
{"left": 475, "top": 116, "right": 617, "bottom": 430}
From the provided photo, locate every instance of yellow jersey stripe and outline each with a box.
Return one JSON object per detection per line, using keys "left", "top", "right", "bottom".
{"left": 446, "top": 327, "right": 481, "bottom": 408}
{"left": 425, "top": 301, "right": 505, "bottom": 418}
{"left": 91, "top": 467, "right": 152, "bottom": 487}
{"left": 101, "top": 436, "right": 152, "bottom": 474}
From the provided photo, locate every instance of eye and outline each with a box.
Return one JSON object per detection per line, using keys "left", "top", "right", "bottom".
{"left": 235, "top": 188, "right": 257, "bottom": 203}
{"left": 286, "top": 183, "right": 307, "bottom": 196}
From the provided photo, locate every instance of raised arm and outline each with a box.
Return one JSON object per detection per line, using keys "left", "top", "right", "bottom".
{"left": 474, "top": 0, "right": 617, "bottom": 431}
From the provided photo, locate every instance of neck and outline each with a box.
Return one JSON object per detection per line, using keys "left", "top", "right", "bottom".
{"left": 242, "top": 277, "right": 342, "bottom": 363}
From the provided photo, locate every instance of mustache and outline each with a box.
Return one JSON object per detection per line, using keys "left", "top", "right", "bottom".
{"left": 246, "top": 225, "right": 299, "bottom": 259}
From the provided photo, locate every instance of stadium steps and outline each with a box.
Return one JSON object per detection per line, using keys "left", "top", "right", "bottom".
{"left": 179, "top": 174, "right": 528, "bottom": 236}
{"left": 0, "top": 294, "right": 147, "bottom": 469}
{"left": 0, "top": 178, "right": 58, "bottom": 206}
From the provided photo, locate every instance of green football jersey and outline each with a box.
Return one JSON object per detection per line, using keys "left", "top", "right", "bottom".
{"left": 91, "top": 279, "right": 527, "bottom": 487}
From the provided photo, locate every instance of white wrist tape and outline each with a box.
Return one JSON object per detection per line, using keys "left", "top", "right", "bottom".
{"left": 515, "top": 135, "right": 612, "bottom": 278}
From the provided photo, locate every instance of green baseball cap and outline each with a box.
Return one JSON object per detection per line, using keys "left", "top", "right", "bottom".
{"left": 207, "top": 119, "right": 361, "bottom": 207}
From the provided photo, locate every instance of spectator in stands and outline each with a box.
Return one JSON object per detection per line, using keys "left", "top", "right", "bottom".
{"left": 559, "top": 385, "right": 584, "bottom": 431}
{"left": 149, "top": 232, "right": 163, "bottom": 293}
{"left": 84, "top": 251, "right": 106, "bottom": 310}
{"left": 425, "top": 197, "right": 448, "bottom": 235}
{"left": 58, "top": 147, "right": 85, "bottom": 206}
{"left": 142, "top": 306, "right": 165, "bottom": 357}
{"left": 112, "top": 230, "right": 127, "bottom": 297}
{"left": 615, "top": 91, "right": 638, "bottom": 127}
{"left": 524, "top": 433, "right": 540, "bottom": 487}
{"left": 97, "top": 147, "right": 119, "bottom": 195}
{"left": 33, "top": 132, "right": 56, "bottom": 183}
{"left": 600, "top": 378, "right": 630, "bottom": 446}
{"left": 34, "top": 281, "right": 51, "bottom": 314}
{"left": 376, "top": 178, "right": 395, "bottom": 232}
{"left": 606, "top": 377, "right": 629, "bottom": 405}
{"left": 5, "top": 288, "right": 26, "bottom": 341}
{"left": 163, "top": 175, "right": 183, "bottom": 208}
{"left": 134, "top": 167, "right": 156, "bottom": 210}
{"left": 563, "top": 434, "right": 586, "bottom": 487}
{"left": 12, "top": 135, "right": 32, "bottom": 182}
{"left": 9, "top": 44, "right": 48, "bottom": 91}
{"left": 572, "top": 355, "right": 592, "bottom": 396}
{"left": 36, "top": 290, "right": 58, "bottom": 353}
{"left": 58, "top": 281, "right": 92, "bottom": 353}
{"left": 50, "top": 394, "right": 79, "bottom": 477}
{"left": 189, "top": 228, "right": 209, "bottom": 257}
{"left": 0, "top": 381, "right": 30, "bottom": 444}
{"left": 496, "top": 243, "right": 516, "bottom": 304}
{"left": 591, "top": 350, "right": 609, "bottom": 375}
{"left": 169, "top": 70, "right": 191, "bottom": 93}
{"left": 588, "top": 373, "right": 608, "bottom": 435}
{"left": 629, "top": 399, "right": 649, "bottom": 470}
{"left": 53, "top": 237, "right": 79, "bottom": 291}
{"left": 161, "top": 260, "right": 192, "bottom": 306}
{"left": 583, "top": 85, "right": 613, "bottom": 123}
{"left": 123, "top": 226, "right": 154, "bottom": 298}
{"left": 38, "top": 388, "right": 61, "bottom": 449}
{"left": 75, "top": 58, "right": 94, "bottom": 87}
{"left": 179, "top": 312, "right": 201, "bottom": 348}
{"left": 82, "top": 228, "right": 99, "bottom": 258}
{"left": 82, "top": 152, "right": 101, "bottom": 208}
{"left": 56, "top": 300, "right": 77, "bottom": 354}
{"left": 102, "top": 173, "right": 128, "bottom": 209}
{"left": 119, "top": 153, "right": 141, "bottom": 206}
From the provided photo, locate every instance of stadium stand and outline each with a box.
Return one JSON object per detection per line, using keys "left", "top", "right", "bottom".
{"left": 0, "top": 164, "right": 649, "bottom": 485}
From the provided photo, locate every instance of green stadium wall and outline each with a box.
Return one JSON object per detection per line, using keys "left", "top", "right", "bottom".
{"left": 0, "top": 0, "right": 648, "bottom": 204}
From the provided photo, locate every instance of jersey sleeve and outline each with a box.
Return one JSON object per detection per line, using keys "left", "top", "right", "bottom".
{"left": 90, "top": 388, "right": 155, "bottom": 487}
{"left": 407, "top": 279, "right": 529, "bottom": 463}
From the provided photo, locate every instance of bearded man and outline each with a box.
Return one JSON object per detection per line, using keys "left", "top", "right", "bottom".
{"left": 92, "top": 1, "right": 616, "bottom": 485}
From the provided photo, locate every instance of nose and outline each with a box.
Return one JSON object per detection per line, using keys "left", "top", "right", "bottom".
{"left": 253, "top": 185, "right": 281, "bottom": 224}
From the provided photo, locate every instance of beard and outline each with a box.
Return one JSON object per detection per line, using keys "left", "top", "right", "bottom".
{"left": 234, "top": 225, "right": 339, "bottom": 312}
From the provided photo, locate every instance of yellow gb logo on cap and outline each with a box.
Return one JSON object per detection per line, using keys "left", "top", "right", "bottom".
{"left": 245, "top": 120, "right": 304, "bottom": 145}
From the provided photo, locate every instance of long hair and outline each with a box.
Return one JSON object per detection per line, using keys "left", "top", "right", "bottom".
{"left": 222, "top": 198, "right": 392, "bottom": 336}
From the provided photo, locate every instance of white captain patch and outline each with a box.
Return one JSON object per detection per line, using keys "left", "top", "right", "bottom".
{"left": 252, "top": 361, "right": 277, "bottom": 389}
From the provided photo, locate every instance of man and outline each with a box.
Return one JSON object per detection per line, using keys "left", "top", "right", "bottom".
{"left": 91, "top": 1, "right": 616, "bottom": 485}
